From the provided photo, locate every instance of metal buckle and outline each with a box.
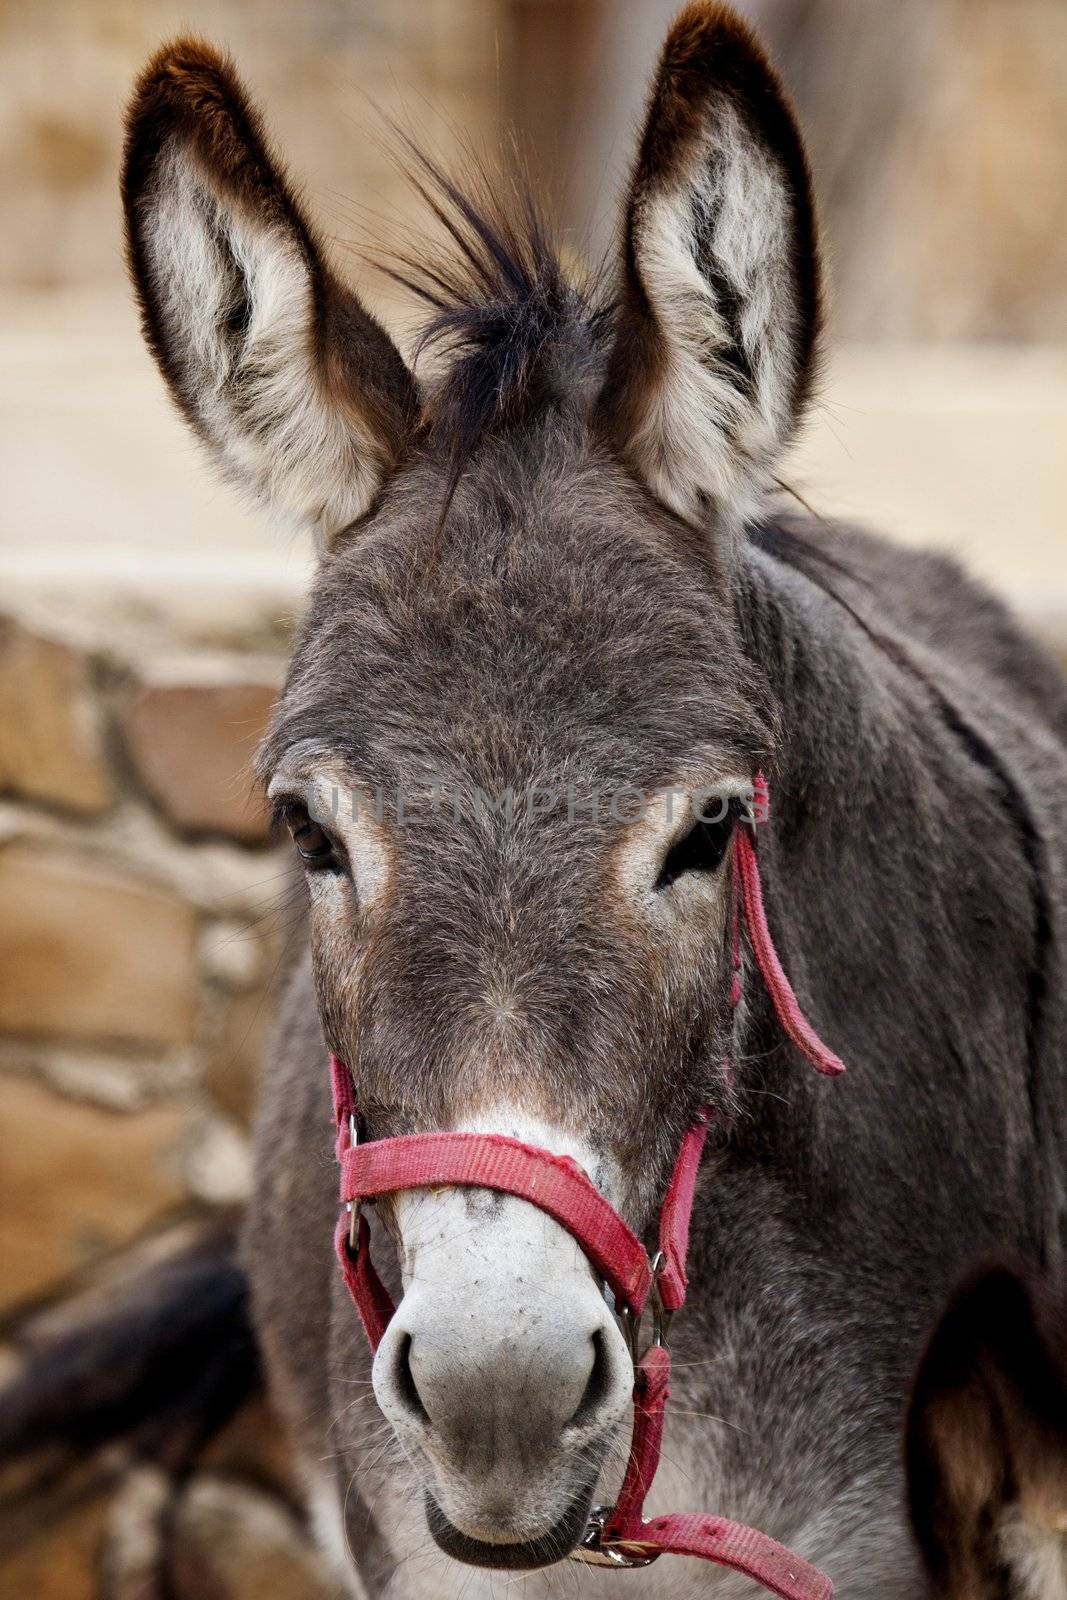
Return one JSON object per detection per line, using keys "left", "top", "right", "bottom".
{"left": 570, "top": 1507, "right": 660, "bottom": 1568}
{"left": 345, "top": 1113, "right": 361, "bottom": 1253}
{"left": 648, "top": 1250, "right": 673, "bottom": 1350}
{"left": 577, "top": 1257, "right": 675, "bottom": 1572}
{"left": 610, "top": 1252, "right": 672, "bottom": 1363}
{"left": 617, "top": 1302, "right": 642, "bottom": 1363}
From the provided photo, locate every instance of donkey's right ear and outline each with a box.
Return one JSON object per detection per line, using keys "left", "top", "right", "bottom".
{"left": 122, "top": 39, "right": 417, "bottom": 546}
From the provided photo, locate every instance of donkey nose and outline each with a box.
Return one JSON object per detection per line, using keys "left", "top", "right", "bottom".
{"left": 375, "top": 1290, "right": 626, "bottom": 1469}
{"left": 368, "top": 1178, "right": 634, "bottom": 1546}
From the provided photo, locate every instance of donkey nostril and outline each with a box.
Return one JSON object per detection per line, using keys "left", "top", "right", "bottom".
{"left": 394, "top": 1332, "right": 431, "bottom": 1426}
{"left": 566, "top": 1327, "right": 612, "bottom": 1430}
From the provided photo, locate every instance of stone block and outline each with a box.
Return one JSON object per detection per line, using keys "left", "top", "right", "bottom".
{"left": 199, "top": 920, "right": 267, "bottom": 994}
{"left": 167, "top": 1475, "right": 341, "bottom": 1600}
{"left": 122, "top": 658, "right": 281, "bottom": 844}
{"left": 0, "top": 1076, "right": 193, "bottom": 1312}
{"left": 0, "top": 844, "right": 196, "bottom": 1047}
{"left": 181, "top": 1116, "right": 251, "bottom": 1207}
{"left": 203, "top": 988, "right": 273, "bottom": 1127}
{"left": 0, "top": 616, "right": 112, "bottom": 815}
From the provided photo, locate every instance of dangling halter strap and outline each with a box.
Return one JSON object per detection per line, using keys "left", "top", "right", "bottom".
{"left": 330, "top": 775, "right": 844, "bottom": 1599}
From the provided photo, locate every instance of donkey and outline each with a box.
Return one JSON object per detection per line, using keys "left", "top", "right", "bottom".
{"left": 121, "top": 4, "right": 1067, "bottom": 1595}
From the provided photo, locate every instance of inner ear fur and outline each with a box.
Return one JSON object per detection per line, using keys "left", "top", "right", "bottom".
{"left": 601, "top": 2, "right": 822, "bottom": 528}
{"left": 122, "top": 38, "right": 416, "bottom": 544}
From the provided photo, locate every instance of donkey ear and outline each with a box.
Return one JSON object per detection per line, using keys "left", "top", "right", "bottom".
{"left": 601, "top": 3, "right": 821, "bottom": 527}
{"left": 122, "top": 39, "right": 417, "bottom": 545}
{"left": 906, "top": 1265, "right": 1067, "bottom": 1596}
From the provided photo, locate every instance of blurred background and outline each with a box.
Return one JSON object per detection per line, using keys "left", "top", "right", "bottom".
{"left": 0, "top": 2, "right": 1065, "bottom": 1596}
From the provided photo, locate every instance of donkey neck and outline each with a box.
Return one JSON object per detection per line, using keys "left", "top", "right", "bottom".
{"left": 725, "top": 524, "right": 1046, "bottom": 1261}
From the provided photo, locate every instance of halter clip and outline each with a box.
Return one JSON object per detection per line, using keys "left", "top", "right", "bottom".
{"left": 575, "top": 1507, "right": 660, "bottom": 1569}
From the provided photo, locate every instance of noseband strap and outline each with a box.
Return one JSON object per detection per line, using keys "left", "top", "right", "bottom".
{"left": 329, "top": 776, "right": 841, "bottom": 1599}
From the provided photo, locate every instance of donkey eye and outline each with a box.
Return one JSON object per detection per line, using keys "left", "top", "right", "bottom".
{"left": 655, "top": 799, "right": 741, "bottom": 892}
{"left": 280, "top": 803, "right": 342, "bottom": 871}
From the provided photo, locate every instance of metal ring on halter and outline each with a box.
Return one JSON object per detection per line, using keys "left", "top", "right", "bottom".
{"left": 573, "top": 1507, "right": 661, "bottom": 1569}
{"left": 612, "top": 1250, "right": 673, "bottom": 1362}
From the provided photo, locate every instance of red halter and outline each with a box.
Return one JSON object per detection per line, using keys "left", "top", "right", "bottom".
{"left": 330, "top": 776, "right": 844, "bottom": 1598}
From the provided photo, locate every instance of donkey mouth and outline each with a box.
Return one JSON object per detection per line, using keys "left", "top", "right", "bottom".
{"left": 425, "top": 1480, "right": 597, "bottom": 1570}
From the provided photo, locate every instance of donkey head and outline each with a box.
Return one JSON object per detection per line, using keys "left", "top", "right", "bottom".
{"left": 123, "top": 3, "right": 821, "bottom": 1569}
{"left": 908, "top": 1265, "right": 1067, "bottom": 1600}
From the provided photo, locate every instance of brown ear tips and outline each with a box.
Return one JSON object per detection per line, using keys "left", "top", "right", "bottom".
{"left": 122, "top": 34, "right": 290, "bottom": 237}
{"left": 661, "top": 2, "right": 763, "bottom": 60}
{"left": 655, "top": 2, "right": 772, "bottom": 95}
{"left": 121, "top": 33, "right": 298, "bottom": 391}
{"left": 123, "top": 37, "right": 244, "bottom": 190}
{"left": 636, "top": 1, "right": 794, "bottom": 194}
{"left": 127, "top": 36, "right": 239, "bottom": 118}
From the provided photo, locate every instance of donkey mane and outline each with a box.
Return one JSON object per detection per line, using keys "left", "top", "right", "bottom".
{"left": 381, "top": 147, "right": 611, "bottom": 488}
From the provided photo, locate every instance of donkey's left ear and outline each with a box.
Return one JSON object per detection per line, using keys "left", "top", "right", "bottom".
{"left": 122, "top": 39, "right": 417, "bottom": 546}
{"left": 600, "top": 3, "right": 821, "bottom": 527}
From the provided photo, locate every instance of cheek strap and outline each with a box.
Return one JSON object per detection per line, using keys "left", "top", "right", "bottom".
{"left": 328, "top": 775, "right": 842, "bottom": 1599}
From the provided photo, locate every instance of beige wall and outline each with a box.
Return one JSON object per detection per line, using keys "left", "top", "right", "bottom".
{"left": 5, "top": 1, "right": 1067, "bottom": 339}
{"left": 773, "top": 0, "right": 1067, "bottom": 340}
{"left": 0, "top": 0, "right": 502, "bottom": 316}
{"left": 511, "top": 0, "right": 1067, "bottom": 341}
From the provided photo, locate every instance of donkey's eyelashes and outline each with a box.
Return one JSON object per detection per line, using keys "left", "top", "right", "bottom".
{"left": 277, "top": 801, "right": 347, "bottom": 874}
{"left": 654, "top": 798, "right": 741, "bottom": 893}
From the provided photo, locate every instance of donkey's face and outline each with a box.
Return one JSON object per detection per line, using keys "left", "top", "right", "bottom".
{"left": 124, "top": 3, "right": 820, "bottom": 1568}
{"left": 269, "top": 458, "right": 772, "bottom": 1560}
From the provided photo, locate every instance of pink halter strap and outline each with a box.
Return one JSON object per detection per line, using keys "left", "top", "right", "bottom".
{"left": 329, "top": 775, "right": 842, "bottom": 1598}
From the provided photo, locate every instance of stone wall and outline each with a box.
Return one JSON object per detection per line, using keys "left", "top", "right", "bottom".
{"left": 0, "top": 608, "right": 340, "bottom": 1600}
{"left": 0, "top": 604, "right": 291, "bottom": 1280}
